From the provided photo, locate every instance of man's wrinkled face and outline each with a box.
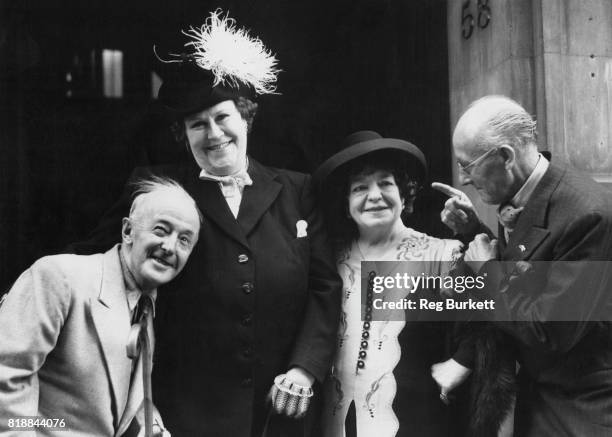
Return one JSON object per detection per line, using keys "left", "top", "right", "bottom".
{"left": 453, "top": 127, "right": 513, "bottom": 205}
{"left": 122, "top": 191, "right": 200, "bottom": 290}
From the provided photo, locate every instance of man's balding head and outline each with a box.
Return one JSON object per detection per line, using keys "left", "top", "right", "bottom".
{"left": 128, "top": 177, "right": 203, "bottom": 225}
{"left": 453, "top": 95, "right": 537, "bottom": 155}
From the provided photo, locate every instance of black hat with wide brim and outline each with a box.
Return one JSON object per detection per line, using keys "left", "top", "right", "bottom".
{"left": 157, "top": 60, "right": 254, "bottom": 116}
{"left": 313, "top": 130, "right": 428, "bottom": 190}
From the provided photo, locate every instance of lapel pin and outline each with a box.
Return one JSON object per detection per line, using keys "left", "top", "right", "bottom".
{"left": 518, "top": 244, "right": 526, "bottom": 252}
{"left": 296, "top": 220, "right": 308, "bottom": 238}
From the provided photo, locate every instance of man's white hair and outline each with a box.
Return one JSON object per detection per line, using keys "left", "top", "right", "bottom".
{"left": 128, "top": 176, "right": 203, "bottom": 224}
{"left": 462, "top": 95, "right": 538, "bottom": 153}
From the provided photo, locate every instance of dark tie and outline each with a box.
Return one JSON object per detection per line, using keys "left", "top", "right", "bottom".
{"left": 126, "top": 294, "right": 154, "bottom": 437}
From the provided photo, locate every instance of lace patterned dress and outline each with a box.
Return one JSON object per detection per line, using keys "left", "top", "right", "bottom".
{"left": 321, "top": 227, "right": 463, "bottom": 437}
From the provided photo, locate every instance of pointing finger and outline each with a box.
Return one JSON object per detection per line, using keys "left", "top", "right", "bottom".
{"left": 431, "top": 182, "right": 466, "bottom": 199}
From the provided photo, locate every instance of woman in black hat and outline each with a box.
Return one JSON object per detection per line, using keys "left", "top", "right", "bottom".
{"left": 314, "top": 131, "right": 514, "bottom": 437}
{"left": 74, "top": 11, "right": 341, "bottom": 437}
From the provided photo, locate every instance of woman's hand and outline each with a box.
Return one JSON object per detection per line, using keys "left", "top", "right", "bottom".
{"left": 285, "top": 367, "right": 315, "bottom": 387}
{"left": 431, "top": 358, "right": 472, "bottom": 404}
{"left": 465, "top": 233, "right": 498, "bottom": 272}
{"left": 268, "top": 367, "right": 315, "bottom": 419}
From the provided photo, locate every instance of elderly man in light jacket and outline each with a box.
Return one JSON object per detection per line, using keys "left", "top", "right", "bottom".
{"left": 0, "top": 176, "right": 201, "bottom": 436}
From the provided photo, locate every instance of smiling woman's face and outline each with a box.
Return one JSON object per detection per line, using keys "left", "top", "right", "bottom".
{"left": 184, "top": 100, "right": 249, "bottom": 176}
{"left": 347, "top": 169, "right": 404, "bottom": 234}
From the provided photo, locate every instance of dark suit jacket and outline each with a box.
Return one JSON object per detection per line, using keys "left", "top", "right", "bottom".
{"left": 72, "top": 158, "right": 342, "bottom": 437}
{"left": 479, "top": 163, "right": 612, "bottom": 436}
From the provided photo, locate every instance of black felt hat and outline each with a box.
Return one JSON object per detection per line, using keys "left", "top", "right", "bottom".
{"left": 313, "top": 131, "right": 428, "bottom": 189}
{"left": 157, "top": 60, "right": 253, "bottom": 115}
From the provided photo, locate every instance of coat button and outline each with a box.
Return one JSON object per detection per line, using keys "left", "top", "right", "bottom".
{"left": 242, "top": 282, "right": 254, "bottom": 294}
{"left": 238, "top": 254, "right": 249, "bottom": 263}
{"left": 243, "top": 347, "right": 253, "bottom": 358}
{"left": 241, "top": 315, "right": 252, "bottom": 326}
{"left": 241, "top": 378, "right": 252, "bottom": 387}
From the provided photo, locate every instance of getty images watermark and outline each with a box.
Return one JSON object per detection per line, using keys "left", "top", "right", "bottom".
{"left": 361, "top": 260, "right": 612, "bottom": 322}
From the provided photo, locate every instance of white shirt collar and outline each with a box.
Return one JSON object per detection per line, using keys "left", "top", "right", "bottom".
{"left": 511, "top": 153, "right": 549, "bottom": 208}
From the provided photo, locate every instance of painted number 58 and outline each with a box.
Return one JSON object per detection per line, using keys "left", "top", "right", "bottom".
{"left": 462, "top": 0, "right": 491, "bottom": 40}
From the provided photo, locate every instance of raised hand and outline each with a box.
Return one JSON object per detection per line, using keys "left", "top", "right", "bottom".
{"left": 431, "top": 182, "right": 481, "bottom": 237}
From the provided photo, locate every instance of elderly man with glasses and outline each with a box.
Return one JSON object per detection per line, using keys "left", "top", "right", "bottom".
{"left": 433, "top": 95, "right": 612, "bottom": 437}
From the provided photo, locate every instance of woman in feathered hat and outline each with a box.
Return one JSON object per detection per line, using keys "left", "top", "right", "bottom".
{"left": 313, "top": 131, "right": 515, "bottom": 437}
{"left": 153, "top": 11, "right": 343, "bottom": 437}
{"left": 74, "top": 10, "right": 341, "bottom": 437}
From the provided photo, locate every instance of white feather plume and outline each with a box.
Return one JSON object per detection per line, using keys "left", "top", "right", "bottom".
{"left": 183, "top": 9, "right": 280, "bottom": 95}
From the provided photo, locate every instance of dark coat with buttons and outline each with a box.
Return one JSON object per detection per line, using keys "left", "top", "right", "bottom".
{"left": 70, "top": 158, "right": 342, "bottom": 437}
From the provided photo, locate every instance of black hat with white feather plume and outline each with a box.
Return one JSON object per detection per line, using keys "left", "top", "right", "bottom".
{"left": 157, "top": 10, "right": 280, "bottom": 115}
